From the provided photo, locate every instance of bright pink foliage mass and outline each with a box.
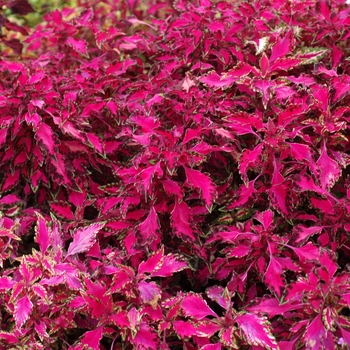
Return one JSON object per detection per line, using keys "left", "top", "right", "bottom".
{"left": 0, "top": 0, "right": 350, "bottom": 348}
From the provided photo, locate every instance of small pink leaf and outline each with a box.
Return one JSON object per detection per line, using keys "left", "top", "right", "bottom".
{"left": 171, "top": 200, "right": 195, "bottom": 241}
{"left": 15, "top": 295, "right": 33, "bottom": 328}
{"left": 81, "top": 327, "right": 103, "bottom": 349}
{"left": 184, "top": 166, "right": 216, "bottom": 206}
{"left": 66, "top": 222, "right": 105, "bottom": 258}
{"left": 235, "top": 313, "right": 278, "bottom": 349}
{"left": 173, "top": 320, "right": 198, "bottom": 338}
{"left": 270, "top": 31, "right": 292, "bottom": 63}
{"left": 138, "top": 207, "right": 159, "bottom": 243}
{"left": 316, "top": 143, "right": 341, "bottom": 190}
{"left": 0, "top": 277, "right": 15, "bottom": 290}
{"left": 35, "top": 212, "right": 51, "bottom": 253}
{"left": 0, "top": 331, "right": 18, "bottom": 344}
{"left": 138, "top": 280, "right": 161, "bottom": 306}
{"left": 150, "top": 254, "right": 188, "bottom": 278}
{"left": 49, "top": 201, "right": 75, "bottom": 220}
{"left": 265, "top": 256, "right": 284, "bottom": 297}
{"left": 66, "top": 37, "right": 89, "bottom": 57}
{"left": 181, "top": 294, "right": 218, "bottom": 320}
{"left": 304, "top": 314, "right": 327, "bottom": 350}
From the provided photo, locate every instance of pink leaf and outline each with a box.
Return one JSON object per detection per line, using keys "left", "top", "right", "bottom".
{"left": 49, "top": 201, "right": 75, "bottom": 220}
{"left": 171, "top": 200, "right": 195, "bottom": 241}
{"left": 35, "top": 212, "right": 51, "bottom": 253}
{"left": 66, "top": 37, "right": 89, "bottom": 57}
{"left": 138, "top": 207, "right": 159, "bottom": 243}
{"left": 181, "top": 294, "right": 218, "bottom": 320}
{"left": 182, "top": 72, "right": 196, "bottom": 92}
{"left": 0, "top": 128, "right": 8, "bottom": 148}
{"left": 316, "top": 143, "right": 341, "bottom": 190}
{"left": 1, "top": 170, "right": 20, "bottom": 193}
{"left": 304, "top": 314, "right": 327, "bottom": 350}
{"left": 173, "top": 320, "right": 198, "bottom": 338}
{"left": 184, "top": 166, "right": 216, "bottom": 206}
{"left": 138, "top": 248, "right": 164, "bottom": 275}
{"left": 288, "top": 243, "right": 320, "bottom": 262}
{"left": 162, "top": 179, "right": 184, "bottom": 197}
{"left": 246, "top": 297, "right": 303, "bottom": 318}
{"left": 270, "top": 31, "right": 292, "bottom": 63}
{"left": 35, "top": 123, "right": 58, "bottom": 154}
{"left": 265, "top": 256, "right": 284, "bottom": 297}
{"left": 235, "top": 313, "right": 278, "bottom": 349}
{"left": 132, "top": 323, "right": 158, "bottom": 349}
{"left": 66, "top": 222, "right": 105, "bottom": 258}
{"left": 150, "top": 253, "right": 188, "bottom": 278}
{"left": 81, "top": 327, "right": 103, "bottom": 349}
{"left": 0, "top": 277, "right": 15, "bottom": 290}
{"left": 15, "top": 295, "right": 33, "bottom": 328}
{"left": 294, "top": 225, "right": 324, "bottom": 243}
{"left": 138, "top": 280, "right": 161, "bottom": 306}
{"left": 239, "top": 144, "right": 264, "bottom": 184}
{"left": 0, "top": 331, "right": 18, "bottom": 344}
{"left": 201, "top": 344, "right": 222, "bottom": 350}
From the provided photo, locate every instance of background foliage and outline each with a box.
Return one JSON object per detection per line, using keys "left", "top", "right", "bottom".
{"left": 0, "top": 0, "right": 350, "bottom": 349}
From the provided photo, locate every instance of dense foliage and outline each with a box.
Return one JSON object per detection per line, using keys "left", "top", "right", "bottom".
{"left": 0, "top": 0, "right": 350, "bottom": 348}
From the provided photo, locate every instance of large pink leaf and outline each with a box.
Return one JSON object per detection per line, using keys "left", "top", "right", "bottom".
{"left": 184, "top": 166, "right": 216, "bottom": 206}
{"left": 66, "top": 222, "right": 105, "bottom": 258}
{"left": 15, "top": 295, "right": 33, "bottom": 328}
{"left": 181, "top": 294, "right": 218, "bottom": 320}
{"left": 235, "top": 313, "right": 278, "bottom": 349}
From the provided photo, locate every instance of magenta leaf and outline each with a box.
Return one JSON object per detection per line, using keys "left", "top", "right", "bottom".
{"left": 264, "top": 256, "right": 284, "bottom": 297}
{"left": 137, "top": 280, "right": 161, "bottom": 306}
{"left": 49, "top": 201, "right": 75, "bottom": 220}
{"left": 181, "top": 293, "right": 218, "bottom": 320}
{"left": 235, "top": 313, "right": 278, "bottom": 349}
{"left": 81, "top": 327, "right": 103, "bottom": 349}
{"left": 171, "top": 200, "right": 195, "bottom": 241}
{"left": 150, "top": 253, "right": 188, "bottom": 278}
{"left": 270, "top": 31, "right": 293, "bottom": 63}
{"left": 303, "top": 314, "right": 328, "bottom": 350}
{"left": 184, "top": 166, "right": 216, "bottom": 207}
{"left": 66, "top": 222, "right": 105, "bottom": 258}
{"left": 35, "top": 212, "right": 51, "bottom": 254}
{"left": 66, "top": 37, "right": 89, "bottom": 57}
{"left": 138, "top": 207, "right": 160, "bottom": 243}
{"left": 15, "top": 295, "right": 33, "bottom": 328}
{"left": 173, "top": 320, "right": 198, "bottom": 338}
{"left": 35, "top": 123, "right": 58, "bottom": 154}
{"left": 316, "top": 143, "right": 341, "bottom": 190}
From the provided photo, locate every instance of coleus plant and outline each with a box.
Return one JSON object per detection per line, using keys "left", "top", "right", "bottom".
{"left": 0, "top": 0, "right": 350, "bottom": 348}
